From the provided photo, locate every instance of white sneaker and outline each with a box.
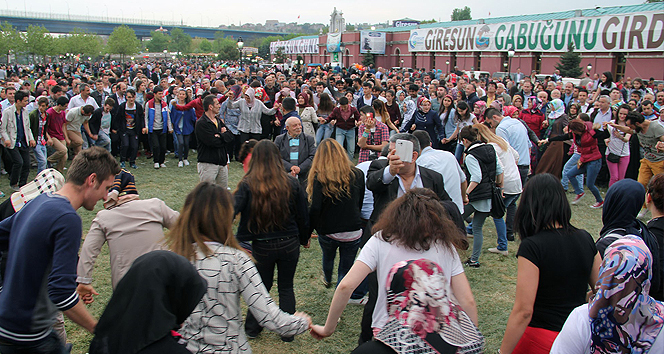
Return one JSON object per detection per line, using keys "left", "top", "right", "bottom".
{"left": 154, "top": 163, "right": 159, "bottom": 169}
{"left": 160, "top": 163, "right": 167, "bottom": 168}
{"left": 183, "top": 159, "right": 190, "bottom": 166}
{"left": 488, "top": 247, "right": 508, "bottom": 256}
{"left": 348, "top": 296, "right": 368, "bottom": 305}
{"left": 178, "top": 161, "right": 184, "bottom": 167}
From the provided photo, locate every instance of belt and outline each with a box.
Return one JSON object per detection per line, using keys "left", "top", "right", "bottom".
{"left": 254, "top": 235, "right": 298, "bottom": 242}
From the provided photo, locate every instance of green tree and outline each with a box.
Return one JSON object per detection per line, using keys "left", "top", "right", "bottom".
{"left": 107, "top": 25, "right": 140, "bottom": 62}
{"left": 25, "top": 25, "right": 54, "bottom": 62}
{"left": 198, "top": 39, "right": 212, "bottom": 52}
{"left": 0, "top": 22, "right": 23, "bottom": 62}
{"left": 555, "top": 43, "right": 583, "bottom": 78}
{"left": 420, "top": 19, "right": 437, "bottom": 24}
{"left": 217, "top": 38, "right": 240, "bottom": 61}
{"left": 145, "top": 30, "right": 171, "bottom": 52}
{"left": 362, "top": 52, "right": 374, "bottom": 67}
{"left": 62, "top": 28, "right": 102, "bottom": 57}
{"left": 273, "top": 48, "right": 286, "bottom": 64}
{"left": 451, "top": 7, "right": 472, "bottom": 21}
{"left": 346, "top": 24, "right": 355, "bottom": 31}
{"left": 169, "top": 28, "right": 192, "bottom": 54}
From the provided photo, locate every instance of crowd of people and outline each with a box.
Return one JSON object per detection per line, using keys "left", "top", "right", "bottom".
{"left": 0, "top": 58, "right": 663, "bottom": 354}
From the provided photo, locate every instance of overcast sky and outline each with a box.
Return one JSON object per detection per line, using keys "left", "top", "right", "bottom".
{"left": 3, "top": 0, "right": 646, "bottom": 28}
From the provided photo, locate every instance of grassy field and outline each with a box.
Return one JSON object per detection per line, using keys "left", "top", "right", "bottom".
{"left": 3, "top": 151, "right": 621, "bottom": 354}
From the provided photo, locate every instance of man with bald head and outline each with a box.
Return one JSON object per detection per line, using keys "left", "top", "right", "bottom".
{"left": 274, "top": 116, "right": 316, "bottom": 185}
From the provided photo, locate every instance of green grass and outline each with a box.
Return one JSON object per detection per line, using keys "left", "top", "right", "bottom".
{"left": 5, "top": 151, "right": 626, "bottom": 353}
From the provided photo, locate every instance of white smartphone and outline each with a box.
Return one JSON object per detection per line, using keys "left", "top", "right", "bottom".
{"left": 395, "top": 139, "right": 413, "bottom": 163}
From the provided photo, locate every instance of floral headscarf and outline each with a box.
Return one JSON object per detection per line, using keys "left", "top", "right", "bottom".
{"left": 590, "top": 236, "right": 664, "bottom": 354}
{"left": 527, "top": 96, "right": 543, "bottom": 115}
{"left": 503, "top": 105, "right": 519, "bottom": 118}
{"left": 547, "top": 99, "right": 565, "bottom": 119}
{"left": 474, "top": 101, "right": 487, "bottom": 121}
{"left": 490, "top": 99, "right": 503, "bottom": 112}
{"left": 375, "top": 259, "right": 484, "bottom": 354}
{"left": 254, "top": 87, "right": 267, "bottom": 102}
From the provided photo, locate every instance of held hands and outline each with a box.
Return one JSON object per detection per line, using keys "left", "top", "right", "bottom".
{"left": 318, "top": 116, "right": 326, "bottom": 124}
{"left": 330, "top": 120, "right": 336, "bottom": 126}
{"left": 142, "top": 128, "right": 148, "bottom": 134}
{"left": 310, "top": 324, "right": 332, "bottom": 340}
{"left": 538, "top": 139, "right": 548, "bottom": 147}
{"left": 294, "top": 311, "right": 312, "bottom": 328}
{"left": 28, "top": 140, "right": 36, "bottom": 148}
{"left": 76, "top": 284, "right": 99, "bottom": 305}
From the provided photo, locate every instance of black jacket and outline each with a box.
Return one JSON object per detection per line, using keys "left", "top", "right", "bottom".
{"left": 89, "top": 107, "right": 106, "bottom": 135}
{"left": 465, "top": 142, "right": 497, "bottom": 202}
{"left": 195, "top": 114, "right": 234, "bottom": 166}
{"left": 112, "top": 102, "right": 144, "bottom": 134}
{"left": 274, "top": 132, "right": 317, "bottom": 184}
{"left": 366, "top": 159, "right": 450, "bottom": 223}
{"left": 90, "top": 91, "right": 103, "bottom": 107}
{"left": 309, "top": 167, "right": 365, "bottom": 235}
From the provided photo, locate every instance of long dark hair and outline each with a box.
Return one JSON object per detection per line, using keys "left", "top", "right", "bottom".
{"left": 455, "top": 101, "right": 470, "bottom": 123}
{"left": 440, "top": 95, "right": 455, "bottom": 125}
{"left": 317, "top": 92, "right": 335, "bottom": 113}
{"left": 238, "top": 140, "right": 291, "bottom": 233}
{"left": 515, "top": 173, "right": 574, "bottom": 239}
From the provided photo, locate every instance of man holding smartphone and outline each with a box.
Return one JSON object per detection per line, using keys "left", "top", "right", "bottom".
{"left": 357, "top": 106, "right": 389, "bottom": 163}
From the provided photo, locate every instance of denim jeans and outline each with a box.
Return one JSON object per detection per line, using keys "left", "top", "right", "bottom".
{"left": 492, "top": 193, "right": 521, "bottom": 251}
{"left": 175, "top": 134, "right": 191, "bottom": 161}
{"left": 316, "top": 123, "right": 333, "bottom": 145}
{"left": 561, "top": 153, "right": 584, "bottom": 193}
{"left": 568, "top": 158, "right": 603, "bottom": 202}
{"left": 0, "top": 330, "right": 67, "bottom": 354}
{"left": 454, "top": 143, "right": 465, "bottom": 162}
{"left": 120, "top": 130, "right": 139, "bottom": 163}
{"left": 335, "top": 127, "right": 356, "bottom": 161}
{"left": 463, "top": 204, "right": 490, "bottom": 262}
{"left": 33, "top": 144, "right": 48, "bottom": 172}
{"left": 245, "top": 236, "right": 300, "bottom": 336}
{"left": 94, "top": 130, "right": 111, "bottom": 151}
{"left": 318, "top": 234, "right": 362, "bottom": 296}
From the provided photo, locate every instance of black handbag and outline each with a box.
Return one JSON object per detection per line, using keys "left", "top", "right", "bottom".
{"left": 490, "top": 183, "right": 506, "bottom": 219}
{"left": 607, "top": 152, "right": 621, "bottom": 163}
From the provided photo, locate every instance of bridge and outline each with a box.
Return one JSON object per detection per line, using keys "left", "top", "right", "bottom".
{"left": 0, "top": 10, "right": 289, "bottom": 40}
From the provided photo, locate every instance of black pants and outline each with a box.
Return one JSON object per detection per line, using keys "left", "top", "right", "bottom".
{"left": 149, "top": 130, "right": 167, "bottom": 164}
{"left": 239, "top": 132, "right": 262, "bottom": 145}
{"left": 227, "top": 134, "right": 241, "bottom": 161}
{"left": 245, "top": 236, "right": 300, "bottom": 338}
{"left": 120, "top": 130, "right": 139, "bottom": 163}
{"left": 358, "top": 271, "right": 378, "bottom": 345}
{"left": 7, "top": 146, "right": 30, "bottom": 187}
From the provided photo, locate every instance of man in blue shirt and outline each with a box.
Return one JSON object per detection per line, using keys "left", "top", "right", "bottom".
{"left": 485, "top": 107, "right": 530, "bottom": 241}
{"left": 0, "top": 147, "right": 120, "bottom": 353}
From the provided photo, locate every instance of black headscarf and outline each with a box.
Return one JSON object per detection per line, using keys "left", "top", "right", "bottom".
{"left": 601, "top": 179, "right": 646, "bottom": 236}
{"left": 89, "top": 251, "right": 207, "bottom": 354}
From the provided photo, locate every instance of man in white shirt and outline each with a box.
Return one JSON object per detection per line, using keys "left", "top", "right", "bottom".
{"left": 412, "top": 130, "right": 467, "bottom": 213}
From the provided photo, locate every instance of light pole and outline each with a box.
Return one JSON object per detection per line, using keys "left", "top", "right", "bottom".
{"left": 507, "top": 46, "right": 515, "bottom": 80}
{"left": 237, "top": 37, "right": 244, "bottom": 69}
{"left": 445, "top": 59, "right": 450, "bottom": 74}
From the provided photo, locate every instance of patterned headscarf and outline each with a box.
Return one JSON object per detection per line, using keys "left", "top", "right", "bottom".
{"left": 375, "top": 259, "right": 485, "bottom": 354}
{"left": 590, "top": 236, "right": 664, "bottom": 354}
{"left": 528, "top": 96, "right": 543, "bottom": 115}
{"left": 503, "top": 105, "right": 519, "bottom": 118}
{"left": 548, "top": 99, "right": 565, "bottom": 119}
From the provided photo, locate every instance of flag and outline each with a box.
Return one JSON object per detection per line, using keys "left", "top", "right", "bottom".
{"left": 298, "top": 15, "right": 301, "bottom": 19}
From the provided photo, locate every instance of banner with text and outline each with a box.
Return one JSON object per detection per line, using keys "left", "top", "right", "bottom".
{"left": 270, "top": 38, "right": 319, "bottom": 55}
{"left": 360, "top": 31, "right": 386, "bottom": 54}
{"left": 408, "top": 11, "right": 664, "bottom": 52}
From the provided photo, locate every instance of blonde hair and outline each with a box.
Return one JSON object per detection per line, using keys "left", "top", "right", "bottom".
{"left": 307, "top": 138, "right": 354, "bottom": 201}
{"left": 474, "top": 123, "right": 509, "bottom": 152}
{"left": 169, "top": 182, "right": 246, "bottom": 260}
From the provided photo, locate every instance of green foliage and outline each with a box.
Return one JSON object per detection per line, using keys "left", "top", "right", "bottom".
{"left": 345, "top": 24, "right": 355, "bottom": 31}
{"left": 169, "top": 28, "right": 192, "bottom": 54}
{"left": 362, "top": 52, "right": 374, "bottom": 67}
{"left": 646, "top": 0, "right": 662, "bottom": 3}
{"left": 145, "top": 30, "right": 171, "bottom": 52}
{"left": 62, "top": 28, "right": 102, "bottom": 57}
{"left": 25, "top": 25, "right": 55, "bottom": 60}
{"left": 0, "top": 22, "right": 23, "bottom": 59}
{"left": 198, "top": 38, "right": 212, "bottom": 52}
{"left": 107, "top": 25, "right": 140, "bottom": 61}
{"left": 451, "top": 6, "right": 472, "bottom": 21}
{"left": 215, "top": 38, "right": 240, "bottom": 61}
{"left": 273, "top": 48, "right": 286, "bottom": 63}
{"left": 420, "top": 19, "right": 437, "bottom": 24}
{"left": 555, "top": 43, "right": 583, "bottom": 78}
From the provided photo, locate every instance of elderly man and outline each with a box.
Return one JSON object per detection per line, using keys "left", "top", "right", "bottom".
{"left": 274, "top": 116, "right": 316, "bottom": 185}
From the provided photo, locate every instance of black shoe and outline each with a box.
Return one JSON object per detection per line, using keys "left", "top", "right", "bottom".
{"left": 246, "top": 331, "right": 260, "bottom": 339}
{"left": 281, "top": 336, "right": 294, "bottom": 342}
{"left": 507, "top": 234, "right": 515, "bottom": 241}
{"left": 463, "top": 259, "right": 480, "bottom": 268}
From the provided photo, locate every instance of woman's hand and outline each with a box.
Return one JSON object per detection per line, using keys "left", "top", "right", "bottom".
{"left": 310, "top": 324, "right": 332, "bottom": 340}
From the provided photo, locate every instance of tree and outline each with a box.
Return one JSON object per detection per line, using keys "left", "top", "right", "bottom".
{"left": 555, "top": 43, "right": 583, "bottom": 78}
{"left": 346, "top": 24, "right": 355, "bottom": 31}
{"left": 273, "top": 48, "right": 286, "bottom": 64}
{"left": 107, "top": 25, "right": 140, "bottom": 62}
{"left": 451, "top": 7, "right": 472, "bottom": 21}
{"left": 169, "top": 28, "right": 192, "bottom": 54}
{"left": 25, "top": 25, "right": 54, "bottom": 62}
{"left": 420, "top": 19, "right": 437, "bottom": 24}
{"left": 198, "top": 38, "right": 212, "bottom": 52}
{"left": 362, "top": 53, "right": 374, "bottom": 67}
{"left": 62, "top": 28, "right": 102, "bottom": 57}
{"left": 216, "top": 37, "right": 240, "bottom": 61}
{"left": 0, "top": 22, "right": 23, "bottom": 62}
{"left": 145, "top": 30, "right": 171, "bottom": 52}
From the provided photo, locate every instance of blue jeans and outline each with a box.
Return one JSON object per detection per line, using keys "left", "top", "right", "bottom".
{"left": 454, "top": 143, "right": 465, "bottom": 162}
{"left": 176, "top": 134, "right": 191, "bottom": 160}
{"left": 568, "top": 158, "right": 602, "bottom": 202}
{"left": 463, "top": 204, "right": 490, "bottom": 262}
{"left": 335, "top": 127, "right": 356, "bottom": 161}
{"left": 318, "top": 234, "right": 363, "bottom": 297}
{"left": 493, "top": 193, "right": 521, "bottom": 251}
{"left": 316, "top": 123, "right": 334, "bottom": 145}
{"left": 0, "top": 330, "right": 67, "bottom": 354}
{"left": 94, "top": 131, "right": 111, "bottom": 151}
{"left": 33, "top": 145, "right": 48, "bottom": 172}
{"left": 561, "top": 153, "right": 584, "bottom": 193}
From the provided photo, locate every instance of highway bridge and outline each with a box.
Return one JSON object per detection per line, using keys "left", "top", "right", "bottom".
{"left": 0, "top": 10, "right": 288, "bottom": 40}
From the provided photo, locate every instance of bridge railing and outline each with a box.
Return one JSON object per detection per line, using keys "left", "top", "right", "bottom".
{"left": 0, "top": 9, "right": 181, "bottom": 27}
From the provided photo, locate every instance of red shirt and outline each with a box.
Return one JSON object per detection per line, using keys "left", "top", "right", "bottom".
{"left": 46, "top": 107, "right": 66, "bottom": 140}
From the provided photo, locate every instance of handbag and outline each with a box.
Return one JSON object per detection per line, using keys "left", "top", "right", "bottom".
{"left": 490, "top": 182, "right": 506, "bottom": 219}
{"left": 607, "top": 152, "right": 621, "bottom": 163}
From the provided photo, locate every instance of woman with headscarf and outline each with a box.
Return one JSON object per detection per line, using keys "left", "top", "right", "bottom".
{"left": 473, "top": 100, "right": 487, "bottom": 122}
{"left": 350, "top": 259, "right": 485, "bottom": 354}
{"left": 401, "top": 97, "right": 445, "bottom": 149}
{"left": 230, "top": 87, "right": 280, "bottom": 143}
{"left": 550, "top": 236, "right": 664, "bottom": 353}
{"left": 596, "top": 178, "right": 664, "bottom": 301}
{"left": 297, "top": 92, "right": 317, "bottom": 139}
{"left": 535, "top": 99, "right": 569, "bottom": 178}
{"left": 88, "top": 251, "right": 207, "bottom": 354}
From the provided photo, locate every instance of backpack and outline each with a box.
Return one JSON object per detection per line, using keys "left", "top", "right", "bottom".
{"left": 597, "top": 222, "right": 663, "bottom": 301}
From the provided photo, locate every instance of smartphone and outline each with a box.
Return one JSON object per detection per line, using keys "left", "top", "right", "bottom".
{"left": 366, "top": 112, "right": 374, "bottom": 124}
{"left": 395, "top": 139, "right": 413, "bottom": 163}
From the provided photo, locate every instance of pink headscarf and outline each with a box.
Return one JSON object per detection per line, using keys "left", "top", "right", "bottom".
{"left": 503, "top": 105, "right": 519, "bottom": 118}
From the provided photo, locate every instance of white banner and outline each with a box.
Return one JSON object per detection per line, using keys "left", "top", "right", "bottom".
{"left": 270, "top": 38, "right": 319, "bottom": 55}
{"left": 408, "top": 11, "right": 664, "bottom": 52}
{"left": 360, "top": 31, "right": 386, "bottom": 54}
